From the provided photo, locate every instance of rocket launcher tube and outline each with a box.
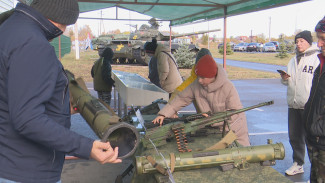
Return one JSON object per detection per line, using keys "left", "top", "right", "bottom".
{"left": 136, "top": 142, "right": 285, "bottom": 174}
{"left": 66, "top": 70, "right": 140, "bottom": 159}
{"left": 142, "top": 101, "right": 274, "bottom": 148}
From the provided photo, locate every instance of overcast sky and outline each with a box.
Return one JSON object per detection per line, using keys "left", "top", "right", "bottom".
{"left": 77, "top": 0, "right": 325, "bottom": 39}
{"left": 11, "top": 0, "right": 323, "bottom": 39}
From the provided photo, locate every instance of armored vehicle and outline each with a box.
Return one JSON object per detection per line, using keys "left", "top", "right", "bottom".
{"left": 92, "top": 18, "right": 220, "bottom": 65}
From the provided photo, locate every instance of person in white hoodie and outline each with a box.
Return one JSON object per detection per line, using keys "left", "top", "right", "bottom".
{"left": 280, "top": 30, "right": 319, "bottom": 176}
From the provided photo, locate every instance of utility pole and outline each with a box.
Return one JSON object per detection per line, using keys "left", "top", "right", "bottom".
{"left": 269, "top": 17, "right": 271, "bottom": 42}
{"left": 208, "top": 20, "right": 210, "bottom": 49}
{"left": 99, "top": 10, "right": 105, "bottom": 35}
{"left": 250, "top": 30, "right": 253, "bottom": 43}
{"left": 75, "top": 22, "right": 80, "bottom": 60}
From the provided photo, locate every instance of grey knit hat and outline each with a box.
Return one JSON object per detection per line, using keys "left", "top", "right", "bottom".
{"left": 30, "top": 0, "right": 79, "bottom": 25}
{"left": 195, "top": 48, "right": 212, "bottom": 64}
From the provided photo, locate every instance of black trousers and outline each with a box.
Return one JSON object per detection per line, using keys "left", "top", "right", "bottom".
{"left": 288, "top": 108, "right": 306, "bottom": 165}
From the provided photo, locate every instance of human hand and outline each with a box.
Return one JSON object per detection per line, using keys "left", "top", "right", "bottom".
{"left": 202, "top": 113, "right": 209, "bottom": 117}
{"left": 152, "top": 115, "right": 165, "bottom": 126}
{"left": 171, "top": 113, "right": 178, "bottom": 118}
{"left": 277, "top": 70, "right": 290, "bottom": 80}
{"left": 280, "top": 73, "right": 290, "bottom": 80}
{"left": 90, "top": 141, "right": 122, "bottom": 164}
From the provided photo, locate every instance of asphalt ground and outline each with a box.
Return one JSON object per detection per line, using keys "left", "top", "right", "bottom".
{"left": 214, "top": 58, "right": 287, "bottom": 73}
{"left": 61, "top": 78, "right": 310, "bottom": 183}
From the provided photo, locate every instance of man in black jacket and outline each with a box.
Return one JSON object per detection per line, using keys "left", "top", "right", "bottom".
{"left": 304, "top": 16, "right": 325, "bottom": 183}
{"left": 0, "top": 1, "right": 121, "bottom": 183}
{"left": 91, "top": 47, "right": 115, "bottom": 105}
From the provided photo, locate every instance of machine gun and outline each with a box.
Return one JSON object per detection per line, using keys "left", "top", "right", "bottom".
{"left": 143, "top": 112, "right": 212, "bottom": 129}
{"left": 142, "top": 101, "right": 274, "bottom": 150}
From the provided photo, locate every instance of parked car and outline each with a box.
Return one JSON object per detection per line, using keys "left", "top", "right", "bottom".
{"left": 234, "top": 43, "right": 248, "bottom": 52}
{"left": 263, "top": 42, "right": 277, "bottom": 52}
{"left": 218, "top": 42, "right": 235, "bottom": 50}
{"left": 246, "top": 43, "right": 263, "bottom": 52}
{"left": 269, "top": 41, "right": 280, "bottom": 50}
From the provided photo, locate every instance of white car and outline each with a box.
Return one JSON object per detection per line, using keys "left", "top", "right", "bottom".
{"left": 234, "top": 43, "right": 248, "bottom": 52}
{"left": 263, "top": 43, "right": 277, "bottom": 52}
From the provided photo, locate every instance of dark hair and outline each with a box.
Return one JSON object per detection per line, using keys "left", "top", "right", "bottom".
{"left": 144, "top": 38, "right": 158, "bottom": 53}
{"left": 101, "top": 47, "right": 114, "bottom": 59}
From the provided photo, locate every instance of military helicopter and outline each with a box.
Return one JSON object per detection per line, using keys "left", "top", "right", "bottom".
{"left": 92, "top": 18, "right": 220, "bottom": 65}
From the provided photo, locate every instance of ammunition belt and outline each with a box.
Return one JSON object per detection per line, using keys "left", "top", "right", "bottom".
{"left": 172, "top": 125, "right": 192, "bottom": 153}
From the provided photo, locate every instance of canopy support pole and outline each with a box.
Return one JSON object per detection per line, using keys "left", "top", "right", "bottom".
{"left": 223, "top": 6, "right": 227, "bottom": 70}
{"left": 169, "top": 23, "right": 172, "bottom": 50}
{"left": 75, "top": 21, "right": 80, "bottom": 60}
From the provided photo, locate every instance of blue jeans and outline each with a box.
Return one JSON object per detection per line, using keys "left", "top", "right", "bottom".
{"left": 0, "top": 177, "right": 61, "bottom": 183}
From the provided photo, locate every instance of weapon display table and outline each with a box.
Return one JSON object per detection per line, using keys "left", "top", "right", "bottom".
{"left": 132, "top": 115, "right": 293, "bottom": 183}
{"left": 112, "top": 70, "right": 169, "bottom": 116}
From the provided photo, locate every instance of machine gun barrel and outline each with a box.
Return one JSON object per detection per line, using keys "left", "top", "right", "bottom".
{"left": 174, "top": 29, "right": 221, "bottom": 37}
{"left": 66, "top": 70, "right": 140, "bottom": 159}
{"left": 142, "top": 101, "right": 273, "bottom": 148}
{"left": 136, "top": 142, "right": 284, "bottom": 174}
{"left": 190, "top": 100, "right": 274, "bottom": 128}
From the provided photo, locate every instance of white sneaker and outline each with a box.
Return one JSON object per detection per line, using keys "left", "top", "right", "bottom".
{"left": 285, "top": 162, "right": 304, "bottom": 176}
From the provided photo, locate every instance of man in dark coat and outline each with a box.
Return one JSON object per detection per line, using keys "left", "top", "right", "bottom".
{"left": 91, "top": 47, "right": 115, "bottom": 105}
{"left": 0, "top": 1, "right": 121, "bottom": 182}
{"left": 304, "top": 16, "right": 325, "bottom": 183}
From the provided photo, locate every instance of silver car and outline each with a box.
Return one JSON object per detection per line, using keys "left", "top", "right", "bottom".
{"left": 234, "top": 43, "right": 248, "bottom": 52}
{"left": 263, "top": 42, "right": 277, "bottom": 52}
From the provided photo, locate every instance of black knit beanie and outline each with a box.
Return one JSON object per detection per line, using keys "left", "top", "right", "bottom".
{"left": 30, "top": 0, "right": 79, "bottom": 25}
{"left": 295, "top": 30, "right": 313, "bottom": 45}
{"left": 144, "top": 39, "right": 158, "bottom": 54}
